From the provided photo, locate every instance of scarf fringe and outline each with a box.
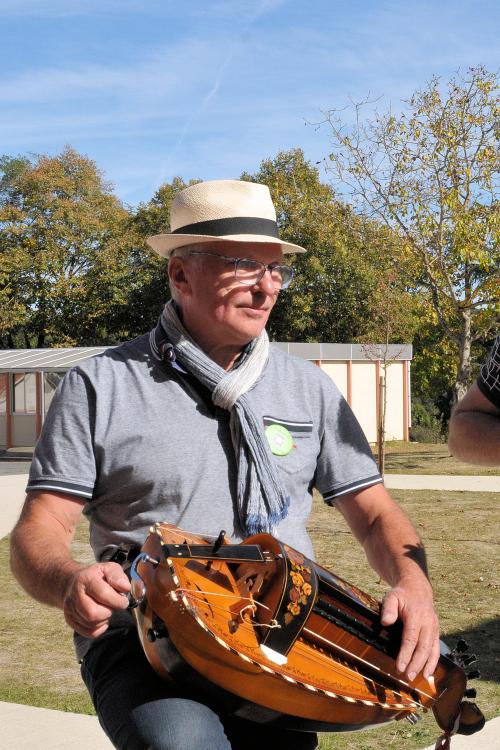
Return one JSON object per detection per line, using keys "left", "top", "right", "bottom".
{"left": 245, "top": 501, "right": 291, "bottom": 536}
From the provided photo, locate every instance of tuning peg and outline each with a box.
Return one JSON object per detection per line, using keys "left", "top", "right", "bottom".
{"left": 212, "top": 529, "right": 226, "bottom": 555}
{"left": 406, "top": 713, "right": 421, "bottom": 725}
{"left": 461, "top": 654, "right": 477, "bottom": 667}
{"left": 455, "top": 639, "right": 469, "bottom": 653}
{"left": 206, "top": 529, "right": 226, "bottom": 570}
{"left": 465, "top": 688, "right": 477, "bottom": 698}
{"left": 147, "top": 625, "right": 168, "bottom": 642}
{"left": 467, "top": 669, "right": 481, "bottom": 680}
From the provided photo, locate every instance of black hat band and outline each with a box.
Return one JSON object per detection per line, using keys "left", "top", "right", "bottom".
{"left": 172, "top": 216, "right": 280, "bottom": 239}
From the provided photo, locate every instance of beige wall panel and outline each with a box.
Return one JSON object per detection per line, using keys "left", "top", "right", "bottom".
{"left": 350, "top": 362, "right": 377, "bottom": 443}
{"left": 384, "top": 362, "right": 405, "bottom": 440}
{"left": 12, "top": 415, "right": 37, "bottom": 447}
{"left": 320, "top": 362, "right": 348, "bottom": 399}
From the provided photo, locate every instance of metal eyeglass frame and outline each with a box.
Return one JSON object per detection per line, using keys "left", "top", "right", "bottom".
{"left": 184, "top": 250, "right": 295, "bottom": 289}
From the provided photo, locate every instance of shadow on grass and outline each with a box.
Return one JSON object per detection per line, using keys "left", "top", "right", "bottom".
{"left": 443, "top": 617, "right": 499, "bottom": 683}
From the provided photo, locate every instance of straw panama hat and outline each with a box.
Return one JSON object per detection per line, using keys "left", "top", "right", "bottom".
{"left": 146, "top": 179, "right": 306, "bottom": 257}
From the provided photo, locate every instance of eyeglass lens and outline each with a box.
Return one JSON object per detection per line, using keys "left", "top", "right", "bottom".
{"left": 236, "top": 259, "right": 294, "bottom": 289}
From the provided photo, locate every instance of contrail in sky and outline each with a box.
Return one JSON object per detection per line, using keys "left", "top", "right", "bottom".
{"left": 155, "top": 0, "right": 287, "bottom": 191}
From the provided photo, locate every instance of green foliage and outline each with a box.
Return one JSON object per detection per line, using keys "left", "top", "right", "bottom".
{"left": 133, "top": 176, "right": 200, "bottom": 237}
{"left": 411, "top": 315, "right": 496, "bottom": 424}
{"left": 242, "top": 149, "right": 409, "bottom": 343}
{"left": 409, "top": 398, "right": 446, "bottom": 443}
{"left": 323, "top": 66, "right": 500, "bottom": 402}
{"left": 0, "top": 147, "right": 139, "bottom": 347}
{"left": 356, "top": 273, "right": 422, "bottom": 349}
{"left": 122, "top": 176, "right": 203, "bottom": 334}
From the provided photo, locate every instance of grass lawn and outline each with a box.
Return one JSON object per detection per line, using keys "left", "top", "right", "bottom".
{"left": 378, "top": 442, "right": 500, "bottom": 476}
{"left": 1, "top": 490, "right": 498, "bottom": 750}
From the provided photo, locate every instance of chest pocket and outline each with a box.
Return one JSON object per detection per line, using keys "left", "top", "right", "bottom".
{"left": 263, "top": 415, "right": 316, "bottom": 475}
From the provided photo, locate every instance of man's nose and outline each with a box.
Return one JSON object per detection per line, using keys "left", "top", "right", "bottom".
{"left": 254, "top": 268, "right": 277, "bottom": 295}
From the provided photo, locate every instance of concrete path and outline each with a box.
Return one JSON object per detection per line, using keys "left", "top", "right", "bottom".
{"left": 0, "top": 702, "right": 114, "bottom": 749}
{"left": 0, "top": 701, "right": 497, "bottom": 750}
{"left": 421, "top": 716, "right": 500, "bottom": 750}
{"left": 1, "top": 463, "right": 498, "bottom": 749}
{"left": 385, "top": 473, "right": 500, "bottom": 492}
{"left": 0, "top": 465, "right": 114, "bottom": 749}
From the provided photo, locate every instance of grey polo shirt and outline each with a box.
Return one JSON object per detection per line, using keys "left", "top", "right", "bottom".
{"left": 29, "top": 329, "right": 381, "bottom": 564}
{"left": 28, "top": 324, "right": 381, "bottom": 561}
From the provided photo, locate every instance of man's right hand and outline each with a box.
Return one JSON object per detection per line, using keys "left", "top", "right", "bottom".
{"left": 62, "top": 562, "right": 131, "bottom": 638}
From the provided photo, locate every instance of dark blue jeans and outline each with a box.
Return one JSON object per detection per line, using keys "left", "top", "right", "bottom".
{"left": 81, "top": 627, "right": 318, "bottom": 750}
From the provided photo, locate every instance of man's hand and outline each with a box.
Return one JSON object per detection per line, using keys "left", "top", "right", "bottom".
{"left": 381, "top": 577, "right": 440, "bottom": 680}
{"left": 62, "top": 562, "right": 131, "bottom": 638}
{"left": 10, "top": 490, "right": 133, "bottom": 635}
{"left": 10, "top": 492, "right": 133, "bottom": 639}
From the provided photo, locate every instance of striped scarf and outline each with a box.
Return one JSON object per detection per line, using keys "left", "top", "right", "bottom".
{"left": 160, "top": 301, "right": 290, "bottom": 535}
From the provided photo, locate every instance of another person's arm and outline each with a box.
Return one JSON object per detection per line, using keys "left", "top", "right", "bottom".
{"left": 448, "top": 382, "right": 500, "bottom": 465}
{"left": 10, "top": 491, "right": 130, "bottom": 638}
{"left": 335, "top": 483, "right": 440, "bottom": 681}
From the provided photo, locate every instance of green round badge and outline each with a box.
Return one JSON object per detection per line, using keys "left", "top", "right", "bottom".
{"left": 265, "top": 424, "right": 294, "bottom": 456}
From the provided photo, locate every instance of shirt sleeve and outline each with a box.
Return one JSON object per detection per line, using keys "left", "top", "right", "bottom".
{"left": 26, "top": 367, "right": 97, "bottom": 499}
{"left": 477, "top": 333, "right": 500, "bottom": 409}
{"left": 314, "top": 379, "right": 382, "bottom": 504}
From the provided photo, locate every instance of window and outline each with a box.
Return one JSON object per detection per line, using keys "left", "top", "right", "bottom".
{"left": 12, "top": 373, "right": 37, "bottom": 413}
{"left": 44, "top": 372, "right": 63, "bottom": 413}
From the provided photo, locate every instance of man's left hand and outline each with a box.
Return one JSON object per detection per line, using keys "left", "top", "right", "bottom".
{"left": 381, "top": 577, "right": 440, "bottom": 680}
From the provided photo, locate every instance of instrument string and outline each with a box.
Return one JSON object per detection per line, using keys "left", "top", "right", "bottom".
{"left": 173, "top": 587, "right": 425, "bottom": 707}
{"left": 301, "top": 626, "right": 430, "bottom": 705}
{"left": 290, "top": 628, "right": 424, "bottom": 707}
{"left": 174, "top": 588, "right": 280, "bottom": 630}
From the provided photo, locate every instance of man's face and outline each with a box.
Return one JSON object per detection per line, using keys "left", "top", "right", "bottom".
{"left": 170, "top": 240, "right": 285, "bottom": 355}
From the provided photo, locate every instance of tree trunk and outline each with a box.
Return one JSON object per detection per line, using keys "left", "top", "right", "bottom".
{"left": 453, "top": 311, "right": 472, "bottom": 404}
{"left": 377, "top": 372, "right": 386, "bottom": 475}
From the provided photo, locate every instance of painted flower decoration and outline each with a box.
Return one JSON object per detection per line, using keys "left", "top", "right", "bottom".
{"left": 284, "top": 559, "right": 314, "bottom": 625}
{"left": 291, "top": 572, "right": 304, "bottom": 587}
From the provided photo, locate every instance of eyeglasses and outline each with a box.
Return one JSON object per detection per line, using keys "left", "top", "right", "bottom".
{"left": 185, "top": 250, "right": 295, "bottom": 290}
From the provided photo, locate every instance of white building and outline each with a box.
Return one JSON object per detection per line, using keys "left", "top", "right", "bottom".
{"left": 0, "top": 343, "right": 411, "bottom": 449}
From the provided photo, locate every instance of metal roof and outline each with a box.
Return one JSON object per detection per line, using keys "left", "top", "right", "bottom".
{"left": 0, "top": 347, "right": 109, "bottom": 372}
{"left": 273, "top": 342, "right": 413, "bottom": 361}
{"left": 0, "top": 342, "right": 412, "bottom": 373}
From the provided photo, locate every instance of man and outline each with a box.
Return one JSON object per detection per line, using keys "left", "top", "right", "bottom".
{"left": 448, "top": 332, "right": 500, "bottom": 465}
{"left": 10, "top": 180, "right": 439, "bottom": 750}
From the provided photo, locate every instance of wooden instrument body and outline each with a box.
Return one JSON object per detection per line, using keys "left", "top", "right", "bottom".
{"left": 131, "top": 523, "right": 483, "bottom": 735}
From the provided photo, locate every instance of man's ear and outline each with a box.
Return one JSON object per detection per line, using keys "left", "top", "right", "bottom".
{"left": 168, "top": 257, "right": 191, "bottom": 296}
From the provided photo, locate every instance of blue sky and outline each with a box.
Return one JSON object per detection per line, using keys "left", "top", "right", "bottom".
{"left": 1, "top": 0, "right": 498, "bottom": 208}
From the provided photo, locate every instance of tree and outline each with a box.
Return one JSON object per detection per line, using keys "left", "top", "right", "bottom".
{"left": 0, "top": 147, "right": 138, "bottom": 347}
{"left": 242, "top": 149, "right": 407, "bottom": 344}
{"left": 322, "top": 66, "right": 499, "bottom": 402}
{"left": 124, "top": 177, "right": 201, "bottom": 334}
{"left": 357, "top": 273, "right": 421, "bottom": 470}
